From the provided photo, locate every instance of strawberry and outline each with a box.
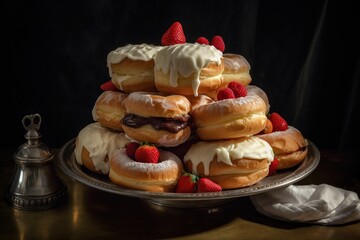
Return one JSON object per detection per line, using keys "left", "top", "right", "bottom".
{"left": 197, "top": 178, "right": 222, "bottom": 193}
{"left": 269, "top": 112, "right": 288, "bottom": 132}
{"left": 227, "top": 81, "right": 247, "bottom": 98}
{"left": 100, "top": 80, "right": 118, "bottom": 91}
{"left": 176, "top": 173, "right": 199, "bottom": 193}
{"left": 126, "top": 142, "right": 140, "bottom": 160}
{"left": 261, "top": 119, "right": 273, "bottom": 134}
{"left": 210, "top": 35, "right": 225, "bottom": 52}
{"left": 134, "top": 143, "right": 160, "bottom": 163}
{"left": 217, "top": 87, "right": 235, "bottom": 100}
{"left": 268, "top": 157, "right": 279, "bottom": 176}
{"left": 195, "top": 36, "right": 209, "bottom": 45}
{"left": 161, "top": 21, "right": 186, "bottom": 46}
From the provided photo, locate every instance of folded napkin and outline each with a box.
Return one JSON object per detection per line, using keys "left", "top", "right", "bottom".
{"left": 249, "top": 184, "right": 360, "bottom": 225}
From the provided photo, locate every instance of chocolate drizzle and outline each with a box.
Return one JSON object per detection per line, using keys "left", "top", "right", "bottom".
{"left": 122, "top": 114, "right": 191, "bottom": 133}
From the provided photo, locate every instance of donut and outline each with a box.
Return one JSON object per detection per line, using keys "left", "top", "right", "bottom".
{"left": 183, "top": 136, "right": 274, "bottom": 189}
{"left": 109, "top": 148, "right": 184, "bottom": 192}
{"left": 107, "top": 44, "right": 163, "bottom": 93}
{"left": 246, "top": 85, "right": 271, "bottom": 114}
{"left": 186, "top": 94, "right": 214, "bottom": 111}
{"left": 191, "top": 94, "right": 268, "bottom": 140}
{"left": 257, "top": 126, "right": 308, "bottom": 169}
{"left": 222, "top": 53, "right": 252, "bottom": 86}
{"left": 74, "top": 122, "right": 130, "bottom": 174}
{"left": 121, "top": 91, "right": 192, "bottom": 147}
{"left": 154, "top": 43, "right": 224, "bottom": 97}
{"left": 92, "top": 91, "right": 128, "bottom": 131}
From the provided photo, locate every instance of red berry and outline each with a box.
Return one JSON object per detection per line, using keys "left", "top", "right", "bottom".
{"left": 228, "top": 81, "right": 247, "bottom": 98}
{"left": 268, "top": 157, "right": 279, "bottom": 176}
{"left": 197, "top": 178, "right": 222, "bottom": 193}
{"left": 126, "top": 142, "right": 140, "bottom": 159}
{"left": 176, "top": 173, "right": 199, "bottom": 193}
{"left": 210, "top": 35, "right": 225, "bottom": 52}
{"left": 217, "top": 87, "right": 235, "bottom": 100}
{"left": 134, "top": 144, "right": 160, "bottom": 163}
{"left": 100, "top": 80, "right": 118, "bottom": 91}
{"left": 195, "top": 36, "right": 209, "bottom": 45}
{"left": 161, "top": 21, "right": 186, "bottom": 46}
{"left": 269, "top": 112, "right": 288, "bottom": 131}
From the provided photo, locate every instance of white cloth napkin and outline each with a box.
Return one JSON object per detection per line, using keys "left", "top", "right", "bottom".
{"left": 249, "top": 184, "right": 360, "bottom": 225}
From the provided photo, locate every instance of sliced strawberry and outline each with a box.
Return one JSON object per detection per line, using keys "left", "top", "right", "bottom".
{"left": 269, "top": 112, "right": 288, "bottom": 131}
{"left": 210, "top": 35, "right": 225, "bottom": 52}
{"left": 100, "top": 80, "right": 118, "bottom": 91}
{"left": 161, "top": 21, "right": 186, "bottom": 46}
{"left": 126, "top": 142, "right": 140, "bottom": 160}
{"left": 217, "top": 87, "right": 235, "bottom": 100}
{"left": 268, "top": 157, "right": 279, "bottom": 176}
{"left": 134, "top": 143, "right": 160, "bottom": 163}
{"left": 176, "top": 173, "right": 199, "bottom": 193}
{"left": 197, "top": 178, "right": 222, "bottom": 192}
{"left": 228, "top": 81, "right": 247, "bottom": 98}
{"left": 195, "top": 36, "right": 209, "bottom": 45}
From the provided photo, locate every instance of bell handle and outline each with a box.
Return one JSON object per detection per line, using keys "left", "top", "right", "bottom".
{"left": 22, "top": 114, "right": 42, "bottom": 131}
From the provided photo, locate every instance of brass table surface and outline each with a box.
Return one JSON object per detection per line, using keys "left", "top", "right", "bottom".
{"left": 1, "top": 148, "right": 359, "bottom": 240}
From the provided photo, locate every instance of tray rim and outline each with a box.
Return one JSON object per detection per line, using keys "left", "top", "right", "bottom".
{"left": 56, "top": 137, "right": 320, "bottom": 201}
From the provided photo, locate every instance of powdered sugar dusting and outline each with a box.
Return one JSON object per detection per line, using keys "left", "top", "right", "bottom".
{"left": 112, "top": 148, "right": 182, "bottom": 173}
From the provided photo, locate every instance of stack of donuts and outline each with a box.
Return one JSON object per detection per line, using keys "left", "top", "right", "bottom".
{"left": 74, "top": 22, "right": 308, "bottom": 192}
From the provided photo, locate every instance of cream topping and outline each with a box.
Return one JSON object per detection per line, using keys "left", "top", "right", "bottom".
{"left": 74, "top": 122, "right": 130, "bottom": 174}
{"left": 154, "top": 43, "right": 223, "bottom": 96}
{"left": 107, "top": 43, "right": 163, "bottom": 77}
{"left": 183, "top": 137, "right": 274, "bottom": 175}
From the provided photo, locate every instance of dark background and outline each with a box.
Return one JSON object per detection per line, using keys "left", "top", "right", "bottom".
{"left": 3, "top": 0, "right": 359, "bottom": 151}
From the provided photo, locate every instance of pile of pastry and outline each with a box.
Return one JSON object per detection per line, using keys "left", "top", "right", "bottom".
{"left": 74, "top": 22, "right": 308, "bottom": 193}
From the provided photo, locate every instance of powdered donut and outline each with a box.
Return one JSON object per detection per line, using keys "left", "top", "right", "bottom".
{"left": 191, "top": 94, "right": 268, "bottom": 140}
{"left": 109, "top": 148, "right": 184, "bottom": 192}
{"left": 257, "top": 126, "right": 308, "bottom": 169}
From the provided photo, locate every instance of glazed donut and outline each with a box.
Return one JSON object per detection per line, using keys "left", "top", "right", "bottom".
{"left": 257, "top": 126, "right": 308, "bottom": 170}
{"left": 109, "top": 148, "right": 184, "bottom": 192}
{"left": 121, "top": 92, "right": 192, "bottom": 147}
{"left": 246, "top": 85, "right": 271, "bottom": 114}
{"left": 222, "top": 53, "right": 252, "bottom": 86}
{"left": 107, "top": 44, "right": 163, "bottom": 93}
{"left": 154, "top": 43, "right": 224, "bottom": 97}
{"left": 74, "top": 122, "right": 130, "bottom": 174}
{"left": 191, "top": 94, "right": 267, "bottom": 140}
{"left": 183, "top": 137, "right": 274, "bottom": 189}
{"left": 92, "top": 91, "right": 128, "bottom": 131}
{"left": 186, "top": 94, "right": 214, "bottom": 111}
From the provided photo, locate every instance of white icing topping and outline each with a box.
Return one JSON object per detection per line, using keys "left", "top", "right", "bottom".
{"left": 183, "top": 137, "right": 274, "bottom": 175}
{"left": 107, "top": 43, "right": 163, "bottom": 77}
{"left": 154, "top": 43, "right": 223, "bottom": 96}
{"left": 74, "top": 123, "right": 130, "bottom": 174}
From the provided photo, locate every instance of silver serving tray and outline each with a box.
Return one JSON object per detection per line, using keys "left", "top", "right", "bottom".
{"left": 57, "top": 138, "right": 320, "bottom": 208}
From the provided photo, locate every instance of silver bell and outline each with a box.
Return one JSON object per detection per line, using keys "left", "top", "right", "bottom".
{"left": 5, "top": 113, "right": 67, "bottom": 210}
